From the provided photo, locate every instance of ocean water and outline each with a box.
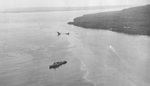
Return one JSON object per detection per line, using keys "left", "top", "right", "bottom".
{"left": 0, "top": 8, "right": 150, "bottom": 86}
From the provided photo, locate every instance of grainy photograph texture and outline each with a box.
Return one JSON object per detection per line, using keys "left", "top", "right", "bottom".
{"left": 0, "top": 0, "right": 150, "bottom": 86}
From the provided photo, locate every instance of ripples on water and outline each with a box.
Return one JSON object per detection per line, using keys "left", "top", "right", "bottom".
{"left": 0, "top": 10, "right": 101, "bottom": 86}
{"left": 0, "top": 8, "right": 150, "bottom": 86}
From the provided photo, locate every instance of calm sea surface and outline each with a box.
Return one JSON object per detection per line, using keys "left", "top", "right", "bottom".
{"left": 0, "top": 8, "right": 150, "bottom": 86}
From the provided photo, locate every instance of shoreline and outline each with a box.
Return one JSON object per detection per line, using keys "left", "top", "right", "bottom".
{"left": 68, "top": 4, "right": 150, "bottom": 36}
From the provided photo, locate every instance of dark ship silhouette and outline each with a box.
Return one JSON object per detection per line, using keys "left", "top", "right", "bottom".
{"left": 49, "top": 61, "right": 67, "bottom": 70}
{"left": 57, "top": 32, "right": 69, "bottom": 36}
{"left": 57, "top": 32, "right": 61, "bottom": 36}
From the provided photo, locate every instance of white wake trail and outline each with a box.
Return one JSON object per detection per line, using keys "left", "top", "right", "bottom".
{"left": 109, "top": 45, "right": 127, "bottom": 64}
{"left": 109, "top": 46, "right": 137, "bottom": 86}
{"left": 109, "top": 46, "right": 120, "bottom": 57}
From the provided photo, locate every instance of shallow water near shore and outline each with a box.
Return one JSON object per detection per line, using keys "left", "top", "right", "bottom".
{"left": 0, "top": 8, "right": 150, "bottom": 86}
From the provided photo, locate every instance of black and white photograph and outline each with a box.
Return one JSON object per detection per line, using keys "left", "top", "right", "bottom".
{"left": 0, "top": 0, "right": 150, "bottom": 86}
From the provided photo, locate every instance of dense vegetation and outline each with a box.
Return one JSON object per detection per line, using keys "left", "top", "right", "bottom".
{"left": 68, "top": 5, "right": 150, "bottom": 36}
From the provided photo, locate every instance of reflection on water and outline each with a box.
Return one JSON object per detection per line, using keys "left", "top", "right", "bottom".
{"left": 0, "top": 8, "right": 150, "bottom": 86}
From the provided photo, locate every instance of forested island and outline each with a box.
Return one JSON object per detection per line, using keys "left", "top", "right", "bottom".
{"left": 68, "top": 5, "right": 150, "bottom": 36}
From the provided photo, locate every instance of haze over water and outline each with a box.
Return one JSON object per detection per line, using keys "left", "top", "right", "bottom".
{"left": 0, "top": 7, "right": 150, "bottom": 86}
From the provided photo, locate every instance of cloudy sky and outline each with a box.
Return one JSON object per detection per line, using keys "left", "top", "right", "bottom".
{"left": 0, "top": 0, "right": 149, "bottom": 9}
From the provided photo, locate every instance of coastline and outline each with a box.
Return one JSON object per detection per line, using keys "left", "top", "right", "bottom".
{"left": 68, "top": 5, "right": 150, "bottom": 36}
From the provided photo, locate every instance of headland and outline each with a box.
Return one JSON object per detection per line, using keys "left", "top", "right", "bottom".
{"left": 68, "top": 5, "right": 150, "bottom": 36}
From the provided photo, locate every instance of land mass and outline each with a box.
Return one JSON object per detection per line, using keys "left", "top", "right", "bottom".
{"left": 0, "top": 5, "right": 128, "bottom": 13}
{"left": 68, "top": 5, "right": 150, "bottom": 36}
